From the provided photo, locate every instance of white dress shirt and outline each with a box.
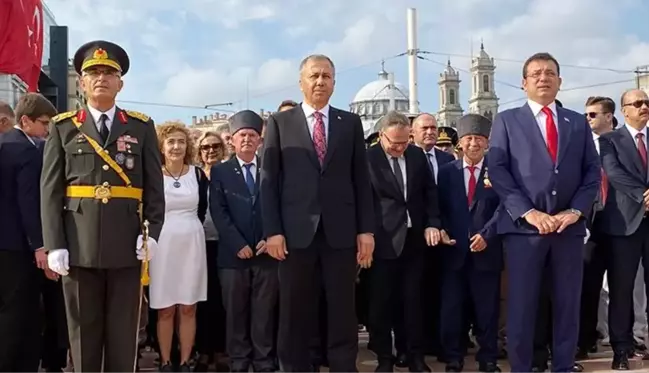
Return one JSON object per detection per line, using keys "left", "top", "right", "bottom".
{"left": 463, "top": 158, "right": 483, "bottom": 196}
{"left": 87, "top": 105, "right": 116, "bottom": 133}
{"left": 592, "top": 133, "right": 600, "bottom": 155}
{"left": 527, "top": 99, "right": 558, "bottom": 145}
{"left": 386, "top": 152, "right": 411, "bottom": 227}
{"left": 236, "top": 155, "right": 257, "bottom": 183}
{"left": 301, "top": 102, "right": 330, "bottom": 143}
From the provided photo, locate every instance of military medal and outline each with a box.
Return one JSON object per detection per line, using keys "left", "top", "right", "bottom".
{"left": 117, "top": 140, "right": 127, "bottom": 152}
{"left": 115, "top": 153, "right": 126, "bottom": 165}
{"left": 125, "top": 155, "right": 135, "bottom": 170}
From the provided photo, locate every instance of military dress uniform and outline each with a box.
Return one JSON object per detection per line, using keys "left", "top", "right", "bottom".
{"left": 41, "top": 40, "right": 165, "bottom": 372}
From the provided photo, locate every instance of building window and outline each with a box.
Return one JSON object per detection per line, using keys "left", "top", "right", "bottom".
{"left": 483, "top": 75, "right": 489, "bottom": 93}
{"left": 449, "top": 89, "right": 456, "bottom": 105}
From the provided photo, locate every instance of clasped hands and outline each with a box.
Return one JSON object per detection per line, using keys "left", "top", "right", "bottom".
{"left": 237, "top": 240, "right": 269, "bottom": 259}
{"left": 264, "top": 233, "right": 375, "bottom": 269}
{"left": 524, "top": 209, "right": 580, "bottom": 235}
{"left": 47, "top": 235, "right": 158, "bottom": 277}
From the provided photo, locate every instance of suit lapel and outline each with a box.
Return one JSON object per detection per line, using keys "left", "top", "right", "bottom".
{"left": 229, "top": 158, "right": 252, "bottom": 197}
{"left": 619, "top": 126, "right": 646, "bottom": 179}
{"left": 516, "top": 104, "right": 553, "bottom": 165}
{"left": 253, "top": 155, "right": 261, "bottom": 204}
{"left": 370, "top": 145, "right": 403, "bottom": 201}
{"left": 105, "top": 107, "right": 128, "bottom": 147}
{"left": 322, "top": 107, "right": 341, "bottom": 170}
{"left": 556, "top": 107, "right": 573, "bottom": 165}
{"left": 80, "top": 107, "right": 103, "bottom": 145}
{"left": 404, "top": 147, "right": 415, "bottom": 200}
{"left": 293, "top": 107, "right": 320, "bottom": 170}
{"left": 453, "top": 161, "right": 469, "bottom": 207}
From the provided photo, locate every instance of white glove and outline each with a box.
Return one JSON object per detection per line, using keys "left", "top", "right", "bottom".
{"left": 584, "top": 228, "right": 591, "bottom": 244}
{"left": 47, "top": 249, "right": 70, "bottom": 276}
{"left": 136, "top": 235, "right": 158, "bottom": 261}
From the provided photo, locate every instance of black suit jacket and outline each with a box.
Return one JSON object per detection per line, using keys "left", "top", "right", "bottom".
{"left": 367, "top": 144, "right": 440, "bottom": 259}
{"left": 261, "top": 105, "right": 374, "bottom": 249}
{"left": 437, "top": 158, "right": 503, "bottom": 272}
{"left": 0, "top": 128, "right": 44, "bottom": 252}
{"left": 211, "top": 157, "right": 273, "bottom": 269}
{"left": 597, "top": 126, "right": 649, "bottom": 236}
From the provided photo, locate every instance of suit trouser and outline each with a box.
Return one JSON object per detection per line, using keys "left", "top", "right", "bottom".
{"left": 607, "top": 219, "right": 649, "bottom": 353}
{"left": 219, "top": 265, "right": 279, "bottom": 372}
{"left": 578, "top": 235, "right": 609, "bottom": 351}
{"left": 277, "top": 225, "right": 358, "bottom": 372}
{"left": 196, "top": 240, "right": 226, "bottom": 356}
{"left": 40, "top": 270, "right": 69, "bottom": 370}
{"left": 0, "top": 251, "right": 41, "bottom": 372}
{"left": 532, "top": 261, "right": 552, "bottom": 369}
{"left": 368, "top": 230, "right": 425, "bottom": 362}
{"left": 62, "top": 266, "right": 141, "bottom": 372}
{"left": 421, "top": 248, "right": 443, "bottom": 356}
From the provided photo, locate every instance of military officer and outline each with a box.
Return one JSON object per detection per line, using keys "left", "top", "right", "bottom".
{"left": 435, "top": 126, "right": 459, "bottom": 157}
{"left": 41, "top": 40, "right": 165, "bottom": 372}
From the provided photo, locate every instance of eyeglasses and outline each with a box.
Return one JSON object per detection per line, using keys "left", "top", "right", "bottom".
{"left": 585, "top": 112, "right": 609, "bottom": 119}
{"left": 623, "top": 99, "right": 649, "bottom": 109}
{"left": 200, "top": 143, "right": 223, "bottom": 151}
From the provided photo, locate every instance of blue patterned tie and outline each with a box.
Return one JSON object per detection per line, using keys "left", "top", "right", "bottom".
{"left": 243, "top": 163, "right": 255, "bottom": 195}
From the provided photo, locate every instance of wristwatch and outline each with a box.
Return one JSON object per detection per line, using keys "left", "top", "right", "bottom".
{"left": 568, "top": 208, "right": 582, "bottom": 217}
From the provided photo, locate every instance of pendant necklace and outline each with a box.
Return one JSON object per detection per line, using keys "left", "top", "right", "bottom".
{"left": 164, "top": 165, "right": 182, "bottom": 188}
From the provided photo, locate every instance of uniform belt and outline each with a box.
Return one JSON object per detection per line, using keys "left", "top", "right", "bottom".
{"left": 66, "top": 184, "right": 143, "bottom": 204}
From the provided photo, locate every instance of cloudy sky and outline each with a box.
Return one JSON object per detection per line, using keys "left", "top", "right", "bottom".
{"left": 46, "top": 0, "right": 648, "bottom": 124}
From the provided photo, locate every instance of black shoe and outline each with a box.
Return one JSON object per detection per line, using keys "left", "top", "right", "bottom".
{"left": 375, "top": 359, "right": 394, "bottom": 372}
{"left": 408, "top": 357, "right": 431, "bottom": 372}
{"left": 571, "top": 363, "right": 584, "bottom": 372}
{"left": 589, "top": 344, "right": 598, "bottom": 353}
{"left": 634, "top": 339, "right": 647, "bottom": 351}
{"left": 478, "top": 362, "right": 501, "bottom": 372}
{"left": 531, "top": 366, "right": 547, "bottom": 372}
{"left": 179, "top": 362, "right": 192, "bottom": 372}
{"left": 159, "top": 362, "right": 174, "bottom": 372}
{"left": 575, "top": 348, "right": 589, "bottom": 360}
{"left": 612, "top": 352, "right": 630, "bottom": 370}
{"left": 395, "top": 352, "right": 408, "bottom": 368}
{"left": 445, "top": 360, "right": 463, "bottom": 372}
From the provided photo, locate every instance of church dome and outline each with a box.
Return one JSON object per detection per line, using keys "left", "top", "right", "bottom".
{"left": 349, "top": 63, "right": 411, "bottom": 138}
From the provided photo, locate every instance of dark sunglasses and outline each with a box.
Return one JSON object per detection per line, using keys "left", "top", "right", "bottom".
{"left": 200, "top": 143, "right": 222, "bottom": 151}
{"left": 585, "top": 112, "right": 609, "bottom": 119}
{"left": 623, "top": 99, "right": 649, "bottom": 109}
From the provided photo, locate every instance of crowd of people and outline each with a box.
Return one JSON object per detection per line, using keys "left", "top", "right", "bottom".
{"left": 1, "top": 37, "right": 649, "bottom": 373}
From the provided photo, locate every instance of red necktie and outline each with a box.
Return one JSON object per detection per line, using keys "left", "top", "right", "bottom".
{"left": 467, "top": 165, "right": 477, "bottom": 206}
{"left": 312, "top": 111, "right": 326, "bottom": 165}
{"left": 636, "top": 133, "right": 647, "bottom": 170}
{"left": 542, "top": 107, "right": 558, "bottom": 163}
{"left": 600, "top": 169, "right": 608, "bottom": 205}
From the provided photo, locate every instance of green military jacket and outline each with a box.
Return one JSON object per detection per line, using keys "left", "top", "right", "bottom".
{"left": 41, "top": 106, "right": 165, "bottom": 269}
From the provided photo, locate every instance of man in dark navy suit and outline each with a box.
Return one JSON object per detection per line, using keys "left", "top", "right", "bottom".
{"left": 0, "top": 93, "right": 58, "bottom": 371}
{"left": 211, "top": 110, "right": 279, "bottom": 372}
{"left": 488, "top": 53, "right": 601, "bottom": 372}
{"left": 409, "top": 113, "right": 455, "bottom": 362}
{"left": 598, "top": 89, "right": 649, "bottom": 370}
{"left": 366, "top": 111, "right": 447, "bottom": 373}
{"left": 437, "top": 114, "right": 503, "bottom": 373}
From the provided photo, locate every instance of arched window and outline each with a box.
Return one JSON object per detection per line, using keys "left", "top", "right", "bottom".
{"left": 449, "top": 89, "right": 456, "bottom": 105}
{"left": 484, "top": 110, "right": 493, "bottom": 120}
{"left": 483, "top": 75, "right": 490, "bottom": 93}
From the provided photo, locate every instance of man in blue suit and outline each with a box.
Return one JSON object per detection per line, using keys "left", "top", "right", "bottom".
{"left": 0, "top": 93, "right": 58, "bottom": 371}
{"left": 438, "top": 114, "right": 502, "bottom": 372}
{"left": 488, "top": 52, "right": 601, "bottom": 372}
{"left": 210, "top": 110, "right": 278, "bottom": 372}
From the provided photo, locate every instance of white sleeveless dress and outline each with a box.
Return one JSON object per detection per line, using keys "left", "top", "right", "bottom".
{"left": 150, "top": 166, "right": 207, "bottom": 309}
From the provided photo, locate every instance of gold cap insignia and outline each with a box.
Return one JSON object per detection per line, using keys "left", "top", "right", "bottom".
{"left": 92, "top": 48, "right": 108, "bottom": 60}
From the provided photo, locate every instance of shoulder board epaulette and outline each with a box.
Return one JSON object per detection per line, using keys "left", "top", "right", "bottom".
{"left": 125, "top": 110, "right": 150, "bottom": 123}
{"left": 52, "top": 110, "right": 77, "bottom": 124}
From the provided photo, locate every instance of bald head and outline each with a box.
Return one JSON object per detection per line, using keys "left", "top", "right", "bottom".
{"left": 411, "top": 113, "right": 438, "bottom": 151}
{"left": 0, "top": 100, "right": 15, "bottom": 133}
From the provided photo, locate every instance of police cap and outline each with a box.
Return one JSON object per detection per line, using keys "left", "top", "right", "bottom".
{"left": 456, "top": 114, "right": 492, "bottom": 139}
{"left": 229, "top": 110, "right": 263, "bottom": 135}
{"left": 436, "top": 126, "right": 458, "bottom": 146}
{"left": 73, "top": 40, "right": 130, "bottom": 75}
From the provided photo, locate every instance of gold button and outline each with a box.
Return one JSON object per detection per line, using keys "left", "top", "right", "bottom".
{"left": 102, "top": 165, "right": 109, "bottom": 171}
{"left": 101, "top": 198, "right": 108, "bottom": 204}
{"left": 102, "top": 181, "right": 109, "bottom": 187}
{"left": 77, "top": 149, "right": 82, "bottom": 153}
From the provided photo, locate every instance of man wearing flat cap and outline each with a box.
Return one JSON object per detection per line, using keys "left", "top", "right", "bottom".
{"left": 41, "top": 40, "right": 165, "bottom": 372}
{"left": 436, "top": 114, "right": 503, "bottom": 373}
{"left": 210, "top": 110, "right": 279, "bottom": 372}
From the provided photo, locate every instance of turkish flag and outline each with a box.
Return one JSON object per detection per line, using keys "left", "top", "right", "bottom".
{"left": 0, "top": 0, "right": 43, "bottom": 92}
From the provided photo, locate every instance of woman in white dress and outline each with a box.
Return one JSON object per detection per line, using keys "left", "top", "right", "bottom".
{"left": 151, "top": 122, "right": 208, "bottom": 372}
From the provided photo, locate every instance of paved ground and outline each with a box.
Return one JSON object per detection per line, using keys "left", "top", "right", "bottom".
{"left": 130, "top": 332, "right": 649, "bottom": 372}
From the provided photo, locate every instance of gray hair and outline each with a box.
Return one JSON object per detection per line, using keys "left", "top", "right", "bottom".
{"left": 377, "top": 110, "right": 411, "bottom": 130}
{"left": 299, "top": 54, "right": 336, "bottom": 75}
{"left": 214, "top": 122, "right": 230, "bottom": 133}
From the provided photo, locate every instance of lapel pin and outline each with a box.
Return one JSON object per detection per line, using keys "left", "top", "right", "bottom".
{"left": 564, "top": 117, "right": 570, "bottom": 122}
{"left": 337, "top": 115, "right": 341, "bottom": 120}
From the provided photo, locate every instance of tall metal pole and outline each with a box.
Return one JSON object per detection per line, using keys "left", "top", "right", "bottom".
{"left": 406, "top": 8, "right": 419, "bottom": 114}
